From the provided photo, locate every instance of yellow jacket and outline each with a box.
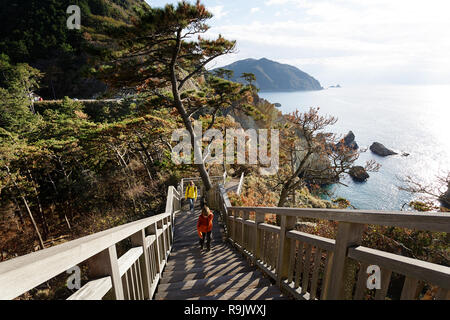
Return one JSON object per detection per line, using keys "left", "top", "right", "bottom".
{"left": 185, "top": 185, "right": 198, "bottom": 200}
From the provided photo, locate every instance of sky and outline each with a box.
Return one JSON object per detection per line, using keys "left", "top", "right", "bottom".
{"left": 145, "top": 0, "right": 450, "bottom": 86}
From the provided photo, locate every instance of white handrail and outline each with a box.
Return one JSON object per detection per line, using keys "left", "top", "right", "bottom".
{"left": 227, "top": 206, "right": 450, "bottom": 233}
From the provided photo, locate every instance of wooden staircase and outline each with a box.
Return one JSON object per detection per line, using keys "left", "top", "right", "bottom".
{"left": 1, "top": 180, "right": 448, "bottom": 300}
{"left": 155, "top": 209, "right": 286, "bottom": 300}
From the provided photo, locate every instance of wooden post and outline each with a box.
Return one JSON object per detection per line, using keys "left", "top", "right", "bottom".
{"left": 321, "top": 251, "right": 334, "bottom": 300}
{"left": 168, "top": 216, "right": 173, "bottom": 251}
{"left": 242, "top": 210, "right": 248, "bottom": 248}
{"left": 131, "top": 230, "right": 151, "bottom": 300}
{"left": 163, "top": 217, "right": 170, "bottom": 259}
{"left": 232, "top": 209, "right": 237, "bottom": 244}
{"left": 326, "top": 222, "right": 364, "bottom": 300}
{"left": 401, "top": 277, "right": 419, "bottom": 300}
{"left": 147, "top": 223, "right": 161, "bottom": 274}
{"left": 181, "top": 179, "right": 184, "bottom": 200}
{"left": 254, "top": 213, "right": 265, "bottom": 264}
{"left": 224, "top": 204, "right": 230, "bottom": 240}
{"left": 88, "top": 245, "right": 124, "bottom": 300}
{"left": 276, "top": 215, "right": 296, "bottom": 286}
{"left": 169, "top": 213, "right": 174, "bottom": 243}
{"left": 157, "top": 219, "right": 167, "bottom": 261}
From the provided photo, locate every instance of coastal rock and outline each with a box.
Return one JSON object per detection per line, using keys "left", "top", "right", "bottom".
{"left": 349, "top": 166, "right": 370, "bottom": 182}
{"left": 370, "top": 142, "right": 397, "bottom": 156}
{"left": 439, "top": 182, "right": 450, "bottom": 208}
{"left": 336, "top": 131, "right": 359, "bottom": 150}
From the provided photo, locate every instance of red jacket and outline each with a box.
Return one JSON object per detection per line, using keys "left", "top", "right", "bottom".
{"left": 197, "top": 211, "right": 214, "bottom": 238}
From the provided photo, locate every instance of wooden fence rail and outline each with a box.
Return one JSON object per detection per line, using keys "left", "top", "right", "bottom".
{"left": 0, "top": 186, "right": 181, "bottom": 300}
{"left": 216, "top": 185, "right": 450, "bottom": 300}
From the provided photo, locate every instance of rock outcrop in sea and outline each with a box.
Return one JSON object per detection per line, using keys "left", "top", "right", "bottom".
{"left": 336, "top": 131, "right": 359, "bottom": 150}
{"left": 370, "top": 142, "right": 397, "bottom": 156}
{"left": 439, "top": 182, "right": 450, "bottom": 208}
{"left": 349, "top": 166, "right": 370, "bottom": 182}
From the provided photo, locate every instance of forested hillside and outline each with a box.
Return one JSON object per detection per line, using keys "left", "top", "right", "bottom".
{"left": 0, "top": 54, "right": 177, "bottom": 259}
{"left": 0, "top": 1, "right": 254, "bottom": 268}
{"left": 0, "top": 0, "right": 147, "bottom": 99}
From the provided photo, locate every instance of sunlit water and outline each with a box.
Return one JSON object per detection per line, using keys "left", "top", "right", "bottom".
{"left": 260, "top": 85, "right": 450, "bottom": 211}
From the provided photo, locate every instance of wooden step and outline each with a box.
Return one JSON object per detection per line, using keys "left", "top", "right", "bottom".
{"left": 171, "top": 242, "right": 230, "bottom": 253}
{"left": 155, "top": 271, "right": 271, "bottom": 300}
{"left": 172, "top": 238, "right": 225, "bottom": 255}
{"left": 167, "top": 253, "right": 239, "bottom": 265}
{"left": 163, "top": 260, "right": 250, "bottom": 276}
{"left": 169, "top": 246, "right": 234, "bottom": 259}
{"left": 166, "top": 255, "right": 242, "bottom": 269}
{"left": 161, "top": 262, "right": 254, "bottom": 284}
{"left": 187, "top": 286, "right": 287, "bottom": 300}
{"left": 166, "top": 250, "right": 240, "bottom": 265}
{"left": 172, "top": 235, "right": 223, "bottom": 244}
{"left": 164, "top": 256, "right": 247, "bottom": 272}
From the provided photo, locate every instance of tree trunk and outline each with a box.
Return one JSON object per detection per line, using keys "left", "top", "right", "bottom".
{"left": 278, "top": 185, "right": 291, "bottom": 208}
{"left": 28, "top": 171, "right": 49, "bottom": 238}
{"left": 5, "top": 165, "right": 44, "bottom": 249}
{"left": 21, "top": 196, "right": 45, "bottom": 249}
{"left": 170, "top": 29, "right": 212, "bottom": 191}
{"left": 56, "top": 157, "right": 75, "bottom": 221}
{"left": 113, "top": 148, "right": 138, "bottom": 214}
{"left": 139, "top": 151, "right": 154, "bottom": 182}
{"left": 136, "top": 134, "right": 158, "bottom": 179}
{"left": 12, "top": 197, "right": 25, "bottom": 229}
{"left": 276, "top": 186, "right": 291, "bottom": 226}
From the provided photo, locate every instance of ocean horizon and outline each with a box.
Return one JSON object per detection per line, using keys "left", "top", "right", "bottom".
{"left": 260, "top": 84, "right": 450, "bottom": 211}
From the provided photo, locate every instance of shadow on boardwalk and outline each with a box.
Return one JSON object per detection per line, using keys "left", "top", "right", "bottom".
{"left": 154, "top": 203, "right": 286, "bottom": 300}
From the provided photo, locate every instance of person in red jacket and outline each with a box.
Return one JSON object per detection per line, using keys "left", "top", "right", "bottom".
{"left": 197, "top": 204, "right": 214, "bottom": 251}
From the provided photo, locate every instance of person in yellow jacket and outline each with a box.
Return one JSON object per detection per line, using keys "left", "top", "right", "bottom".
{"left": 185, "top": 181, "right": 198, "bottom": 213}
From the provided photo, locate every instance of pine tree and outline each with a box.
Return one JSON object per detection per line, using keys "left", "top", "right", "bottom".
{"left": 99, "top": 1, "right": 242, "bottom": 191}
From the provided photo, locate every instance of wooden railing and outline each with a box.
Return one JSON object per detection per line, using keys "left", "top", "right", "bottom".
{"left": 216, "top": 185, "right": 450, "bottom": 300}
{"left": 0, "top": 186, "right": 181, "bottom": 300}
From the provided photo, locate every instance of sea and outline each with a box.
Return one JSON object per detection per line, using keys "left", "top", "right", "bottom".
{"left": 259, "top": 85, "right": 450, "bottom": 211}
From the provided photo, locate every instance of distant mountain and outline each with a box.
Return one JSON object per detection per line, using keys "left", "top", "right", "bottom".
{"left": 213, "top": 58, "right": 323, "bottom": 92}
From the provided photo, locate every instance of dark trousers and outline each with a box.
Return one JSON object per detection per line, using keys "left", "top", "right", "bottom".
{"left": 199, "top": 231, "right": 211, "bottom": 248}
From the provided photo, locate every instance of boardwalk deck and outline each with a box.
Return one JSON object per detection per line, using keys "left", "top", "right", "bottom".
{"left": 155, "top": 207, "right": 286, "bottom": 300}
